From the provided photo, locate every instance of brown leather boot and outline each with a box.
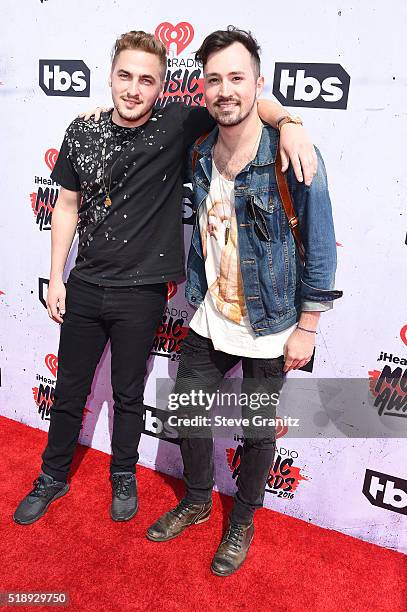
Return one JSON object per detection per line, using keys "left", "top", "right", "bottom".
{"left": 146, "top": 499, "right": 212, "bottom": 542}
{"left": 211, "top": 521, "right": 254, "bottom": 576}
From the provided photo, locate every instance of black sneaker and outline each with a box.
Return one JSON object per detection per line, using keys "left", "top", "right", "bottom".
{"left": 13, "top": 473, "right": 69, "bottom": 525}
{"left": 110, "top": 472, "right": 138, "bottom": 522}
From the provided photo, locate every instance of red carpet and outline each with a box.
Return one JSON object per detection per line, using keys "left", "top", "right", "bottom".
{"left": 0, "top": 415, "right": 406, "bottom": 612}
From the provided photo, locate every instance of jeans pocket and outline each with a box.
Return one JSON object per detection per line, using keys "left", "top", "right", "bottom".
{"left": 263, "top": 356, "right": 285, "bottom": 378}
{"left": 182, "top": 328, "right": 210, "bottom": 354}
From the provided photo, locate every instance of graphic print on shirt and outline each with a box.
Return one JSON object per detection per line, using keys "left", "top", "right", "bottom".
{"left": 201, "top": 169, "right": 247, "bottom": 325}
{"left": 49, "top": 103, "right": 214, "bottom": 286}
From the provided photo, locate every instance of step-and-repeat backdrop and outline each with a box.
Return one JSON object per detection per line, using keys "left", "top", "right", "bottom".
{"left": 1, "top": 1, "right": 406, "bottom": 554}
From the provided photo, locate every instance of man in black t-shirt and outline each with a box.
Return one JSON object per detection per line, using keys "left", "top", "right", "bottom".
{"left": 48, "top": 102, "right": 214, "bottom": 286}
{"left": 14, "top": 30, "right": 317, "bottom": 526}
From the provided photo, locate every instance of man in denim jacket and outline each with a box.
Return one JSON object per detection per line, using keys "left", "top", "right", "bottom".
{"left": 147, "top": 27, "right": 342, "bottom": 576}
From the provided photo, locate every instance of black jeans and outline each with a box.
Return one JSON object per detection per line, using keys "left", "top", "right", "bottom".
{"left": 174, "top": 329, "right": 285, "bottom": 525}
{"left": 41, "top": 275, "right": 167, "bottom": 482}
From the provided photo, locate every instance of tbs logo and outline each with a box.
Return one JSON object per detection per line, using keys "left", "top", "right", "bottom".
{"left": 363, "top": 469, "right": 407, "bottom": 516}
{"left": 273, "top": 63, "right": 350, "bottom": 109}
{"left": 39, "top": 60, "right": 90, "bottom": 97}
{"left": 38, "top": 278, "right": 49, "bottom": 309}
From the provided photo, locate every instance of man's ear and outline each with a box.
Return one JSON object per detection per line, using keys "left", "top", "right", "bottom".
{"left": 159, "top": 77, "right": 165, "bottom": 98}
{"left": 256, "top": 75, "right": 264, "bottom": 99}
{"left": 108, "top": 72, "right": 112, "bottom": 87}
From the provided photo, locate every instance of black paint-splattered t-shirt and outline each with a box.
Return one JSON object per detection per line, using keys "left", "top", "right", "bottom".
{"left": 51, "top": 103, "right": 215, "bottom": 286}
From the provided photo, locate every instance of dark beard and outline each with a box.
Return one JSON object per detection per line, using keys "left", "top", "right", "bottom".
{"left": 213, "top": 94, "right": 257, "bottom": 127}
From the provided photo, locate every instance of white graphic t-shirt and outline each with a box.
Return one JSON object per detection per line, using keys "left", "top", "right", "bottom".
{"left": 189, "top": 161, "right": 296, "bottom": 358}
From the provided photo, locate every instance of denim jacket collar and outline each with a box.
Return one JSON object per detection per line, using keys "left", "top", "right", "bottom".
{"left": 193, "top": 122, "right": 279, "bottom": 179}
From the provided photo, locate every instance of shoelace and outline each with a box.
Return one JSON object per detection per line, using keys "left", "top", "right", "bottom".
{"left": 112, "top": 474, "right": 133, "bottom": 497}
{"left": 224, "top": 523, "right": 245, "bottom": 549}
{"left": 30, "top": 476, "right": 50, "bottom": 498}
{"left": 171, "top": 499, "right": 194, "bottom": 519}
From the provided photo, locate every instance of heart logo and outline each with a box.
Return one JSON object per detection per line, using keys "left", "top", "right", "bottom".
{"left": 167, "top": 281, "right": 177, "bottom": 301}
{"left": 400, "top": 325, "right": 407, "bottom": 347}
{"left": 276, "top": 423, "right": 289, "bottom": 439}
{"left": 45, "top": 353, "right": 58, "bottom": 378}
{"left": 44, "top": 148, "right": 59, "bottom": 172}
{"left": 155, "top": 22, "right": 194, "bottom": 55}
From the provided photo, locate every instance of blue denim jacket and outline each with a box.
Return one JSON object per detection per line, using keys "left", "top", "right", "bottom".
{"left": 185, "top": 124, "right": 343, "bottom": 336}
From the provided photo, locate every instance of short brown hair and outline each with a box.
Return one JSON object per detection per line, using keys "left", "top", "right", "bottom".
{"left": 195, "top": 26, "right": 261, "bottom": 79}
{"left": 111, "top": 31, "right": 167, "bottom": 80}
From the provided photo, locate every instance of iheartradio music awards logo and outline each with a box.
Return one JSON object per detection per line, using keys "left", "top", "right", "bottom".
{"left": 32, "top": 353, "right": 58, "bottom": 421}
{"left": 227, "top": 444, "right": 309, "bottom": 500}
{"left": 151, "top": 282, "right": 190, "bottom": 361}
{"left": 32, "top": 353, "right": 91, "bottom": 424}
{"left": 30, "top": 148, "right": 60, "bottom": 231}
{"left": 368, "top": 324, "right": 407, "bottom": 419}
{"left": 155, "top": 22, "right": 204, "bottom": 107}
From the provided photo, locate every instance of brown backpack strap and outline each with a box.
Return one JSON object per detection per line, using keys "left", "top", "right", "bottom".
{"left": 191, "top": 132, "right": 210, "bottom": 174}
{"left": 275, "top": 144, "right": 306, "bottom": 262}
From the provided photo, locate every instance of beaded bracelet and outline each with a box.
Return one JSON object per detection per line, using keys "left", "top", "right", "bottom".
{"left": 297, "top": 325, "right": 317, "bottom": 334}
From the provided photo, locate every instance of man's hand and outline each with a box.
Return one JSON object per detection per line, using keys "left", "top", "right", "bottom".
{"left": 283, "top": 328, "right": 315, "bottom": 373}
{"left": 279, "top": 123, "right": 317, "bottom": 186}
{"left": 78, "top": 106, "right": 112, "bottom": 121}
{"left": 46, "top": 278, "right": 66, "bottom": 324}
